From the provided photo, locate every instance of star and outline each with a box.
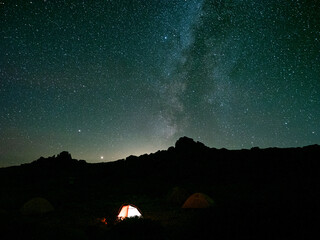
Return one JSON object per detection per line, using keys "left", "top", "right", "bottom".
{"left": 0, "top": 0, "right": 318, "bottom": 166}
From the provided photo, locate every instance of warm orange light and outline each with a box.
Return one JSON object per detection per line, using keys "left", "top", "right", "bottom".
{"left": 117, "top": 205, "right": 142, "bottom": 220}
{"left": 118, "top": 205, "right": 129, "bottom": 220}
{"left": 100, "top": 217, "right": 107, "bottom": 225}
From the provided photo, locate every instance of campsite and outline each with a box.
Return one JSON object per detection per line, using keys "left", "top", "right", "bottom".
{"left": 0, "top": 137, "right": 318, "bottom": 239}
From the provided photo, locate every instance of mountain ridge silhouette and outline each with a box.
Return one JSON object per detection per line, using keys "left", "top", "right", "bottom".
{"left": 1, "top": 136, "right": 319, "bottom": 170}
{"left": 0, "top": 136, "right": 318, "bottom": 239}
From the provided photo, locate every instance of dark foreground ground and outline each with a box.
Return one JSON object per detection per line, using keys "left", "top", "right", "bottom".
{"left": 0, "top": 137, "right": 319, "bottom": 239}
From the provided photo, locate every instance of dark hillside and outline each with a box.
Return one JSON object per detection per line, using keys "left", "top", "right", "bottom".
{"left": 0, "top": 137, "right": 319, "bottom": 239}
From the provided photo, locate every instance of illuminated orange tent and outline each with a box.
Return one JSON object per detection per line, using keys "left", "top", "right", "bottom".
{"left": 182, "top": 193, "right": 214, "bottom": 208}
{"left": 117, "top": 204, "right": 142, "bottom": 220}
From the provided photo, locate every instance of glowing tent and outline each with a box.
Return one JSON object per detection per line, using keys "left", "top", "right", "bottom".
{"left": 117, "top": 204, "right": 142, "bottom": 220}
{"left": 182, "top": 193, "right": 214, "bottom": 208}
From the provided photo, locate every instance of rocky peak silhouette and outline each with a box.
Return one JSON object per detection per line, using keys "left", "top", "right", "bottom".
{"left": 30, "top": 151, "right": 86, "bottom": 168}
{"left": 56, "top": 151, "right": 72, "bottom": 161}
{"left": 175, "top": 136, "right": 207, "bottom": 152}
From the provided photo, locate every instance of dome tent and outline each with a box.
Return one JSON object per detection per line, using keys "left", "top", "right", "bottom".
{"left": 182, "top": 193, "right": 214, "bottom": 208}
{"left": 167, "top": 187, "right": 189, "bottom": 205}
{"left": 21, "top": 197, "right": 54, "bottom": 215}
{"left": 117, "top": 204, "right": 142, "bottom": 220}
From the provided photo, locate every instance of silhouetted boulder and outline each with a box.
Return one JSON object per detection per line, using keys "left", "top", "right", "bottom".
{"left": 174, "top": 137, "right": 208, "bottom": 156}
{"left": 167, "top": 146, "right": 175, "bottom": 152}
{"left": 175, "top": 136, "right": 196, "bottom": 149}
{"left": 57, "top": 151, "right": 72, "bottom": 161}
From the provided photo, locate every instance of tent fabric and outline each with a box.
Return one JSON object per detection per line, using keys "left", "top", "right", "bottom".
{"left": 117, "top": 204, "right": 142, "bottom": 220}
{"left": 182, "top": 193, "right": 214, "bottom": 208}
{"left": 167, "top": 187, "right": 189, "bottom": 205}
{"left": 21, "top": 197, "right": 54, "bottom": 215}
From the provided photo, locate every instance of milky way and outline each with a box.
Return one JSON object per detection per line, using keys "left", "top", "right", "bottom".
{"left": 1, "top": 0, "right": 319, "bottom": 166}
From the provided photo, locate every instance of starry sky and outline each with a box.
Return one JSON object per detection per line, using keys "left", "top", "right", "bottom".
{"left": 1, "top": 0, "right": 319, "bottom": 167}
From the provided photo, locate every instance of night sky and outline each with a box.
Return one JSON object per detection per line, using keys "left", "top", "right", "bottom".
{"left": 1, "top": 0, "right": 319, "bottom": 167}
